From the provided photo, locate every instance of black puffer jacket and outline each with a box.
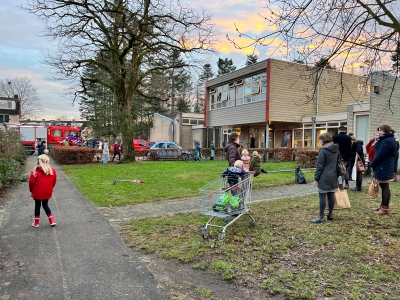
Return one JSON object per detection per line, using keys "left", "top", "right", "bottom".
{"left": 314, "top": 142, "right": 339, "bottom": 191}
{"left": 224, "top": 142, "right": 241, "bottom": 167}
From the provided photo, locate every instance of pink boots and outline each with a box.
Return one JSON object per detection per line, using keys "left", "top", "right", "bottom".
{"left": 47, "top": 214, "right": 57, "bottom": 226}
{"left": 32, "top": 216, "right": 40, "bottom": 227}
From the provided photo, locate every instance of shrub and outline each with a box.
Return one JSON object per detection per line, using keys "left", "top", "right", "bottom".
{"left": 50, "top": 147, "right": 100, "bottom": 164}
{"left": 0, "top": 128, "right": 27, "bottom": 164}
{"left": 0, "top": 158, "right": 21, "bottom": 188}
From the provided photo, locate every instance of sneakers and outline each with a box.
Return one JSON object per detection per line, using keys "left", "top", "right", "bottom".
{"left": 261, "top": 169, "right": 268, "bottom": 174}
{"left": 352, "top": 186, "right": 362, "bottom": 191}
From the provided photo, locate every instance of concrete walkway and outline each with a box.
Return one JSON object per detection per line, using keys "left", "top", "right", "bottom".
{"left": 0, "top": 155, "right": 168, "bottom": 300}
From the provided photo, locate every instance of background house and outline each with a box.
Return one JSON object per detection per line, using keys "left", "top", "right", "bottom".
{"left": 0, "top": 95, "right": 20, "bottom": 124}
{"left": 149, "top": 112, "right": 210, "bottom": 148}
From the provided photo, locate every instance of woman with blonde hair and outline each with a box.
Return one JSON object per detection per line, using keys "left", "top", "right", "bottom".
{"left": 29, "top": 154, "right": 57, "bottom": 227}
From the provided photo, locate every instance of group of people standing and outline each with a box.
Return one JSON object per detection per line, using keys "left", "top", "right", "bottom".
{"left": 312, "top": 124, "right": 399, "bottom": 223}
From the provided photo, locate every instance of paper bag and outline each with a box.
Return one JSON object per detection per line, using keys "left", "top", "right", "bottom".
{"left": 334, "top": 189, "right": 351, "bottom": 209}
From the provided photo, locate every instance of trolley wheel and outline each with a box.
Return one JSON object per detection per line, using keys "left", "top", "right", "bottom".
{"left": 217, "top": 232, "right": 226, "bottom": 242}
{"left": 202, "top": 228, "right": 209, "bottom": 239}
{"left": 225, "top": 205, "right": 232, "bottom": 215}
{"left": 249, "top": 220, "right": 255, "bottom": 228}
{"left": 222, "top": 217, "right": 229, "bottom": 224}
{"left": 182, "top": 153, "right": 189, "bottom": 162}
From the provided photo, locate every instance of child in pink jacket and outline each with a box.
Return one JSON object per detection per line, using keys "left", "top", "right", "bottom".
{"left": 241, "top": 149, "right": 251, "bottom": 172}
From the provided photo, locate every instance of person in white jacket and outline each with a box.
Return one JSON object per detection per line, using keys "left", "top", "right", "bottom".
{"left": 103, "top": 140, "right": 109, "bottom": 164}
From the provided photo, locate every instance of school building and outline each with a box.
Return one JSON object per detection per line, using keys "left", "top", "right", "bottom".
{"left": 203, "top": 58, "right": 400, "bottom": 151}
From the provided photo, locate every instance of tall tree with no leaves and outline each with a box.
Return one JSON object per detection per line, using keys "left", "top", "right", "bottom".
{"left": 0, "top": 77, "right": 42, "bottom": 120}
{"left": 24, "top": 0, "right": 215, "bottom": 161}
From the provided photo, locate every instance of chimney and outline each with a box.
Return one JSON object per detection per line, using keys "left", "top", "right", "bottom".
{"left": 13, "top": 94, "right": 18, "bottom": 100}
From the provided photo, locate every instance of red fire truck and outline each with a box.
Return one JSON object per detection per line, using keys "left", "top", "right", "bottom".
{"left": 5, "top": 123, "right": 82, "bottom": 154}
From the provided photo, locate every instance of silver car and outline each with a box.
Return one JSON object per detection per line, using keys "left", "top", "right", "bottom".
{"left": 148, "top": 141, "right": 191, "bottom": 160}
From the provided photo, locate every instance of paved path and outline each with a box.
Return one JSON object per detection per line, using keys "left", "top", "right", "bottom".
{"left": 0, "top": 155, "right": 168, "bottom": 300}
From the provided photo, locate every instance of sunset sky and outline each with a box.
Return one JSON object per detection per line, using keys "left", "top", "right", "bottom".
{"left": 0, "top": 0, "right": 276, "bottom": 120}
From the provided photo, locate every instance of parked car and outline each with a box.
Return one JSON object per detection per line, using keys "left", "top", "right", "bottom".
{"left": 133, "top": 139, "right": 150, "bottom": 150}
{"left": 148, "top": 141, "right": 191, "bottom": 160}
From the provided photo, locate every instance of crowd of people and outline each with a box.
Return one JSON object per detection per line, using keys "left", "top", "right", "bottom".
{"left": 311, "top": 124, "right": 399, "bottom": 222}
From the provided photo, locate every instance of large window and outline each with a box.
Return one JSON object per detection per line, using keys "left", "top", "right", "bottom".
{"left": 209, "top": 72, "right": 266, "bottom": 110}
{"left": 0, "top": 101, "right": 13, "bottom": 109}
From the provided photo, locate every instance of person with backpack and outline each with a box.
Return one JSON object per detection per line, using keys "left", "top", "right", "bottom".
{"left": 311, "top": 132, "right": 339, "bottom": 223}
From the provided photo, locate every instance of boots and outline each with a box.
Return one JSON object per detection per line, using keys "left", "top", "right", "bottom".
{"left": 32, "top": 216, "right": 40, "bottom": 228}
{"left": 374, "top": 205, "right": 389, "bottom": 215}
{"left": 372, "top": 205, "right": 381, "bottom": 212}
{"left": 47, "top": 214, "right": 57, "bottom": 226}
{"left": 390, "top": 172, "right": 397, "bottom": 182}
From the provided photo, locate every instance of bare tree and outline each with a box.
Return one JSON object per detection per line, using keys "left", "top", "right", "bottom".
{"left": 231, "top": 1, "right": 399, "bottom": 69}
{"left": 0, "top": 77, "right": 42, "bottom": 119}
{"left": 24, "top": 0, "right": 215, "bottom": 161}
{"left": 228, "top": 1, "right": 400, "bottom": 106}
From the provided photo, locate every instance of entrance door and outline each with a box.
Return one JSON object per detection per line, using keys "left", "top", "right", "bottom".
{"left": 355, "top": 114, "right": 369, "bottom": 152}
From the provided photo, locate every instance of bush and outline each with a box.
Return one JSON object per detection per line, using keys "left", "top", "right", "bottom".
{"left": 0, "top": 158, "right": 21, "bottom": 188}
{"left": 0, "top": 128, "right": 27, "bottom": 164}
{"left": 50, "top": 146, "right": 100, "bottom": 164}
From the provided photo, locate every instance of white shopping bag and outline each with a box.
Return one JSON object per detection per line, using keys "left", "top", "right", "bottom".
{"left": 351, "top": 159, "right": 357, "bottom": 180}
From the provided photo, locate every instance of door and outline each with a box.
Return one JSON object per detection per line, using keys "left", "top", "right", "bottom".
{"left": 355, "top": 114, "right": 369, "bottom": 153}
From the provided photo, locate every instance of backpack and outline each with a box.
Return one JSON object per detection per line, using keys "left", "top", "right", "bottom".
{"left": 296, "top": 171, "right": 307, "bottom": 184}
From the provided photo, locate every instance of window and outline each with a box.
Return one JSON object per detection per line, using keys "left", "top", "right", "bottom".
{"left": 0, "top": 115, "right": 10, "bottom": 123}
{"left": 167, "top": 143, "right": 179, "bottom": 149}
{"left": 190, "top": 119, "right": 198, "bottom": 125}
{"left": 209, "top": 72, "right": 266, "bottom": 110}
{"left": 64, "top": 130, "right": 70, "bottom": 137}
{"left": 53, "top": 130, "right": 62, "bottom": 137}
{"left": 198, "top": 120, "right": 204, "bottom": 125}
{"left": 182, "top": 118, "right": 190, "bottom": 124}
{"left": 0, "top": 101, "right": 12, "bottom": 109}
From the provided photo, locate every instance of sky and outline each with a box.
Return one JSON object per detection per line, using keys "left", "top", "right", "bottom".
{"left": 0, "top": 0, "right": 274, "bottom": 120}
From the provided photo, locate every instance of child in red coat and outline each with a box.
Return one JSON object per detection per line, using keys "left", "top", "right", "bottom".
{"left": 29, "top": 154, "right": 57, "bottom": 227}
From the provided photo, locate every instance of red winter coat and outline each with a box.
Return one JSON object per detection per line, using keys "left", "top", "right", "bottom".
{"left": 29, "top": 167, "right": 57, "bottom": 200}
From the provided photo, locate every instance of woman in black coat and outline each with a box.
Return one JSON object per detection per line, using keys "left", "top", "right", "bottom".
{"left": 311, "top": 133, "right": 339, "bottom": 223}
{"left": 350, "top": 138, "right": 365, "bottom": 191}
{"left": 370, "top": 124, "right": 398, "bottom": 215}
{"left": 224, "top": 132, "right": 241, "bottom": 167}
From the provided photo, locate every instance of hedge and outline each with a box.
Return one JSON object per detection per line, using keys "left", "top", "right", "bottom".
{"left": 0, "top": 158, "right": 21, "bottom": 189}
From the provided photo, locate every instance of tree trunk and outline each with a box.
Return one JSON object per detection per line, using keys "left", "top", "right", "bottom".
{"left": 120, "top": 97, "right": 135, "bottom": 162}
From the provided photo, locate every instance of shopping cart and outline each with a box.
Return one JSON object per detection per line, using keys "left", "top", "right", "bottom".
{"left": 199, "top": 173, "right": 255, "bottom": 241}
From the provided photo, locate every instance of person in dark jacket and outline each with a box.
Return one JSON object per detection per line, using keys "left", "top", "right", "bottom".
{"left": 250, "top": 134, "right": 255, "bottom": 148}
{"left": 370, "top": 124, "right": 398, "bottom": 215}
{"left": 224, "top": 133, "right": 241, "bottom": 167}
{"left": 38, "top": 141, "right": 48, "bottom": 155}
{"left": 222, "top": 160, "right": 246, "bottom": 186}
{"left": 332, "top": 126, "right": 352, "bottom": 189}
{"left": 311, "top": 133, "right": 339, "bottom": 223}
{"left": 390, "top": 133, "right": 399, "bottom": 182}
{"left": 29, "top": 154, "right": 57, "bottom": 227}
{"left": 349, "top": 138, "right": 365, "bottom": 191}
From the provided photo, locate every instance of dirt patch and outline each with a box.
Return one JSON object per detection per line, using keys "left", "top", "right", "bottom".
{"left": 132, "top": 250, "right": 283, "bottom": 300}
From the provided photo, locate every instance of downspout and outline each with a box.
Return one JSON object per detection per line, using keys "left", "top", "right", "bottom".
{"left": 171, "top": 121, "right": 174, "bottom": 143}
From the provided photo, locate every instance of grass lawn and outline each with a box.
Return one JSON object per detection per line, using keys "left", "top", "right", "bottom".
{"left": 62, "top": 160, "right": 312, "bottom": 206}
{"left": 63, "top": 160, "right": 400, "bottom": 299}
{"left": 121, "top": 186, "right": 400, "bottom": 299}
